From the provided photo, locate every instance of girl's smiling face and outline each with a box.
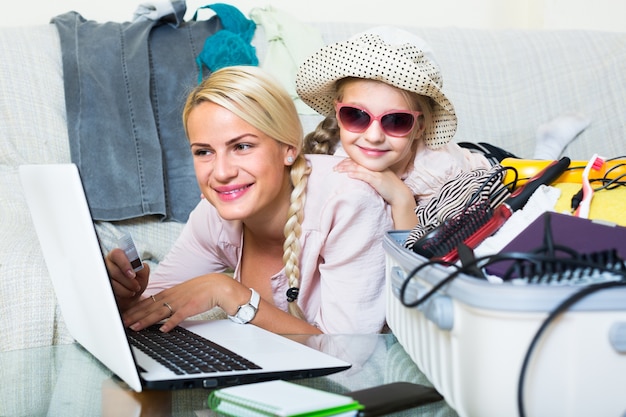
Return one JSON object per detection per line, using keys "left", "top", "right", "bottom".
{"left": 336, "top": 79, "right": 424, "bottom": 176}
{"left": 187, "top": 101, "right": 294, "bottom": 224}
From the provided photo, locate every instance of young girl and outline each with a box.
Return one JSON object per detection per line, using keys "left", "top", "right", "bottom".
{"left": 106, "top": 65, "right": 392, "bottom": 335}
{"left": 296, "top": 26, "right": 491, "bottom": 229}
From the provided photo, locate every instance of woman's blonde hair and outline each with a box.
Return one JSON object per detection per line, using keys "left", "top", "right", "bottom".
{"left": 183, "top": 65, "right": 311, "bottom": 319}
{"left": 304, "top": 78, "right": 433, "bottom": 157}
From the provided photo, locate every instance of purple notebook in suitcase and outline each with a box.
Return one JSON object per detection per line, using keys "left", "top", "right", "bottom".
{"left": 485, "top": 211, "right": 626, "bottom": 278}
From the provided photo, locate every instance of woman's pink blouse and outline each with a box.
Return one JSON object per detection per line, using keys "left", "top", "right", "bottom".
{"left": 147, "top": 155, "right": 393, "bottom": 334}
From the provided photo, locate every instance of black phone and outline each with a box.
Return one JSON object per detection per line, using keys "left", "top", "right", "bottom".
{"left": 347, "top": 381, "right": 443, "bottom": 417}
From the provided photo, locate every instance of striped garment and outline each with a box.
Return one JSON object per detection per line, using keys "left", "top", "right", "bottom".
{"left": 404, "top": 164, "right": 510, "bottom": 250}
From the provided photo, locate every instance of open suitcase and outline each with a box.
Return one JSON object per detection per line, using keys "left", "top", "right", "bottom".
{"left": 384, "top": 231, "right": 626, "bottom": 417}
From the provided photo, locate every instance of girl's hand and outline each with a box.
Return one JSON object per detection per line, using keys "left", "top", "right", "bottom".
{"left": 334, "top": 158, "right": 403, "bottom": 203}
{"left": 105, "top": 248, "right": 150, "bottom": 311}
{"left": 334, "top": 159, "right": 417, "bottom": 229}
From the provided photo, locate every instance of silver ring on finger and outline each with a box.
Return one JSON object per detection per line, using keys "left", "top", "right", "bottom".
{"left": 151, "top": 295, "right": 157, "bottom": 303}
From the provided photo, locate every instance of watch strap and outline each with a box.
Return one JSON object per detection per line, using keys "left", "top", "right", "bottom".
{"left": 228, "top": 288, "right": 260, "bottom": 324}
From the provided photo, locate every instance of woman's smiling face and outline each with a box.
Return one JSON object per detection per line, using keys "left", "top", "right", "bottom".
{"left": 336, "top": 79, "right": 422, "bottom": 176}
{"left": 187, "top": 101, "right": 294, "bottom": 223}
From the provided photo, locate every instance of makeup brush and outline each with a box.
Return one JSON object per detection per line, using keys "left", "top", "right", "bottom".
{"left": 411, "top": 157, "right": 571, "bottom": 263}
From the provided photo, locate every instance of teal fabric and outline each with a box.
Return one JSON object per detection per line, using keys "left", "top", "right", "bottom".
{"left": 195, "top": 3, "right": 258, "bottom": 82}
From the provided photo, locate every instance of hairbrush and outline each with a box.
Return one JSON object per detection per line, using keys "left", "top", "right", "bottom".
{"left": 501, "top": 248, "right": 625, "bottom": 285}
{"left": 410, "top": 200, "right": 493, "bottom": 260}
{"left": 411, "top": 156, "right": 571, "bottom": 263}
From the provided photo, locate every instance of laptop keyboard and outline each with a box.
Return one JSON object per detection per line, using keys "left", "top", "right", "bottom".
{"left": 127, "top": 324, "right": 262, "bottom": 375}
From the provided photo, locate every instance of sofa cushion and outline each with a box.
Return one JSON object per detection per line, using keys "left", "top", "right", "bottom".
{"left": 0, "top": 25, "right": 70, "bottom": 166}
{"left": 422, "top": 27, "right": 626, "bottom": 160}
{"left": 306, "top": 23, "right": 626, "bottom": 160}
{"left": 0, "top": 26, "right": 72, "bottom": 350}
{"left": 2, "top": 20, "right": 625, "bottom": 351}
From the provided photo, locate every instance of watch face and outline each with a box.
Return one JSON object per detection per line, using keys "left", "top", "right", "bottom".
{"left": 238, "top": 305, "right": 256, "bottom": 323}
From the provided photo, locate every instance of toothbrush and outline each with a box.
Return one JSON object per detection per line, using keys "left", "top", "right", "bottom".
{"left": 573, "top": 153, "right": 605, "bottom": 219}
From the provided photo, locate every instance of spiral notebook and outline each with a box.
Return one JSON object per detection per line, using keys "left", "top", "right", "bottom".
{"left": 19, "top": 163, "right": 351, "bottom": 392}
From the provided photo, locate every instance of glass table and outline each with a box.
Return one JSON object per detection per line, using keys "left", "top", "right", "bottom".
{"left": 0, "top": 333, "right": 459, "bottom": 416}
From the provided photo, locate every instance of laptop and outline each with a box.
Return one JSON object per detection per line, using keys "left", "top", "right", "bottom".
{"left": 19, "top": 163, "right": 351, "bottom": 392}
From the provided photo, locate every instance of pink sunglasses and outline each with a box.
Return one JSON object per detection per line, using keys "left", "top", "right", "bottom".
{"left": 335, "top": 103, "right": 422, "bottom": 137}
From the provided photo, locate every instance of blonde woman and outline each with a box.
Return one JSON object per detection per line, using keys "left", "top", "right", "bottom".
{"left": 106, "top": 65, "right": 392, "bottom": 334}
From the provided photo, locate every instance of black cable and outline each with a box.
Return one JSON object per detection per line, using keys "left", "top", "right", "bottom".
{"left": 570, "top": 188, "right": 584, "bottom": 212}
{"left": 399, "top": 259, "right": 460, "bottom": 308}
{"left": 517, "top": 280, "right": 626, "bottom": 417}
{"left": 569, "top": 158, "right": 626, "bottom": 212}
{"left": 399, "top": 245, "right": 626, "bottom": 306}
{"left": 570, "top": 175, "right": 626, "bottom": 211}
{"left": 398, "top": 239, "right": 626, "bottom": 417}
{"left": 463, "top": 164, "right": 512, "bottom": 210}
{"left": 597, "top": 173, "right": 626, "bottom": 191}
{"left": 500, "top": 165, "right": 520, "bottom": 191}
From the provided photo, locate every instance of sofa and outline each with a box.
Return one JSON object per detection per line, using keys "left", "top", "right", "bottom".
{"left": 1, "top": 8, "right": 625, "bottom": 352}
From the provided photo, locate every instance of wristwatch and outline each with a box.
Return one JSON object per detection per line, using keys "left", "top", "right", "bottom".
{"left": 228, "top": 288, "right": 260, "bottom": 324}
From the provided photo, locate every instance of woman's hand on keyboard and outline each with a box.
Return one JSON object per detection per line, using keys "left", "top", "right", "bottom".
{"left": 122, "top": 273, "right": 246, "bottom": 332}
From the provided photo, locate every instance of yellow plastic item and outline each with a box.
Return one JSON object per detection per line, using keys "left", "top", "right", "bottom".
{"left": 501, "top": 158, "right": 626, "bottom": 185}
{"left": 553, "top": 183, "right": 626, "bottom": 226}
{"left": 500, "top": 158, "right": 626, "bottom": 226}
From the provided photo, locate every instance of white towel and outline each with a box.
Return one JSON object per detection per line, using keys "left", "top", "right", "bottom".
{"left": 474, "top": 184, "right": 562, "bottom": 259}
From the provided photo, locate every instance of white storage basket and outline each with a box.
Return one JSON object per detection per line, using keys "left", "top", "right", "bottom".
{"left": 384, "top": 231, "right": 626, "bottom": 417}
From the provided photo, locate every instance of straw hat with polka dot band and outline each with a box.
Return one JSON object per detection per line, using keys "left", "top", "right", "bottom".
{"left": 296, "top": 26, "right": 457, "bottom": 149}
